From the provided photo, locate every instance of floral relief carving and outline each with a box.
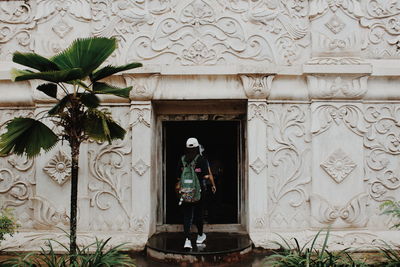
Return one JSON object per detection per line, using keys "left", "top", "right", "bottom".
{"left": 125, "top": 74, "right": 160, "bottom": 101}
{"left": 131, "top": 216, "right": 148, "bottom": 233}
{"left": 216, "top": 0, "right": 309, "bottom": 65}
{"left": 248, "top": 102, "right": 268, "bottom": 122}
{"left": 0, "top": 168, "right": 30, "bottom": 208}
{"left": 307, "top": 75, "right": 368, "bottom": 99}
{"left": 0, "top": 1, "right": 35, "bottom": 59}
{"left": 31, "top": 196, "right": 69, "bottom": 230}
{"left": 320, "top": 148, "right": 357, "bottom": 183}
{"left": 311, "top": 193, "right": 369, "bottom": 227}
{"left": 309, "top": 0, "right": 363, "bottom": 19}
{"left": 133, "top": 159, "right": 149, "bottom": 176}
{"left": 325, "top": 14, "right": 345, "bottom": 34}
{"left": 43, "top": 151, "right": 72, "bottom": 185}
{"left": 88, "top": 118, "right": 132, "bottom": 226}
{"left": 267, "top": 105, "right": 311, "bottom": 221}
{"left": 250, "top": 157, "right": 266, "bottom": 175}
{"left": 130, "top": 107, "right": 151, "bottom": 128}
{"left": 364, "top": 105, "right": 400, "bottom": 202}
{"left": 311, "top": 104, "right": 367, "bottom": 137}
{"left": 361, "top": 0, "right": 400, "bottom": 58}
{"left": 240, "top": 75, "right": 274, "bottom": 100}
{"left": 129, "top": 2, "right": 275, "bottom": 66}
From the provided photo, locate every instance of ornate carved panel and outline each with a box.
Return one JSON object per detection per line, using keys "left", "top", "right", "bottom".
{"left": 364, "top": 104, "right": 400, "bottom": 228}
{"left": 310, "top": 103, "right": 367, "bottom": 229}
{"left": 267, "top": 104, "right": 311, "bottom": 230}
{"left": 361, "top": 1, "right": 400, "bottom": 58}
{"left": 87, "top": 107, "right": 132, "bottom": 231}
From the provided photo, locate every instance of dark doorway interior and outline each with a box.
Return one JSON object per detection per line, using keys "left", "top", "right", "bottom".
{"left": 164, "top": 121, "right": 239, "bottom": 224}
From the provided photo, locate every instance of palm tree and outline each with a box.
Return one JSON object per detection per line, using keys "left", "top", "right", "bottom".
{"left": 0, "top": 37, "right": 142, "bottom": 256}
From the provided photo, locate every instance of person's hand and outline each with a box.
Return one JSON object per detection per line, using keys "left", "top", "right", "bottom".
{"left": 212, "top": 185, "right": 216, "bottom": 194}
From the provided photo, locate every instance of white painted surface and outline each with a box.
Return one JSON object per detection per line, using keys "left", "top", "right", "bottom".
{"left": 1, "top": 0, "right": 400, "bottom": 251}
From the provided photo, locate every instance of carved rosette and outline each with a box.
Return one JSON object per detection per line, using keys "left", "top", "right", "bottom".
{"left": 240, "top": 75, "right": 274, "bottom": 100}
{"left": 125, "top": 74, "right": 160, "bottom": 101}
{"left": 43, "top": 151, "right": 72, "bottom": 185}
{"left": 321, "top": 148, "right": 357, "bottom": 183}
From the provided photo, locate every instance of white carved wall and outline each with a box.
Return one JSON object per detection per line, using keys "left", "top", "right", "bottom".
{"left": 1, "top": 0, "right": 400, "bottom": 251}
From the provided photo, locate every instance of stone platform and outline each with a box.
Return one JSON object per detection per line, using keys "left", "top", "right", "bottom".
{"left": 146, "top": 232, "right": 252, "bottom": 264}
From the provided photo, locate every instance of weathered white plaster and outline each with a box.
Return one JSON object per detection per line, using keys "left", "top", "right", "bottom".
{"left": 1, "top": 0, "right": 400, "bottom": 251}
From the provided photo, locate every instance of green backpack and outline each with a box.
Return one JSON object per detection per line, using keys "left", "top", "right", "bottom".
{"left": 179, "top": 154, "right": 201, "bottom": 203}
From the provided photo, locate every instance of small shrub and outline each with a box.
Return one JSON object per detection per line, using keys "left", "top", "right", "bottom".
{"left": 380, "top": 200, "right": 400, "bottom": 229}
{"left": 263, "top": 228, "right": 369, "bottom": 267}
{"left": 0, "top": 208, "right": 19, "bottom": 243}
{"left": 1, "top": 237, "right": 135, "bottom": 267}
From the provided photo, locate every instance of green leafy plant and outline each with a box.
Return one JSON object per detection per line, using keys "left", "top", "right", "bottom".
{"left": 264, "top": 228, "right": 369, "bottom": 267}
{"left": 1, "top": 237, "right": 135, "bottom": 267}
{"left": 380, "top": 200, "right": 400, "bottom": 229}
{"left": 0, "top": 208, "right": 19, "bottom": 244}
{"left": 0, "top": 37, "right": 142, "bottom": 256}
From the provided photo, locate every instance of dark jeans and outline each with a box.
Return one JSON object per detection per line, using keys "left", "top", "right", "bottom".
{"left": 182, "top": 200, "right": 204, "bottom": 239}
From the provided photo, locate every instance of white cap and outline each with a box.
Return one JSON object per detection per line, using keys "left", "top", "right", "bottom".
{"left": 186, "top": 137, "right": 199, "bottom": 148}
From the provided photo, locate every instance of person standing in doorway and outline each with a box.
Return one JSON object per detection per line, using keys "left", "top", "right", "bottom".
{"left": 176, "top": 137, "right": 209, "bottom": 249}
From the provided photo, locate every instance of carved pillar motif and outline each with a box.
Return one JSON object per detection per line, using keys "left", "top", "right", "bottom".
{"left": 240, "top": 75, "right": 274, "bottom": 100}
{"left": 130, "top": 101, "right": 152, "bottom": 240}
{"left": 124, "top": 74, "right": 160, "bottom": 101}
{"left": 310, "top": 103, "right": 368, "bottom": 228}
{"left": 247, "top": 100, "right": 268, "bottom": 246}
{"left": 307, "top": 75, "right": 369, "bottom": 99}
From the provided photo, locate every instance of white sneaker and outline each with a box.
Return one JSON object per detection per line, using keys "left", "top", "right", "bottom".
{"left": 196, "top": 233, "right": 206, "bottom": 244}
{"left": 184, "top": 238, "right": 192, "bottom": 249}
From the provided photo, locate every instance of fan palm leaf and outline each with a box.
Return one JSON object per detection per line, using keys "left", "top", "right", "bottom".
{"left": 37, "top": 83, "right": 58, "bottom": 99}
{"left": 12, "top": 52, "right": 60, "bottom": 71}
{"left": 83, "top": 109, "right": 125, "bottom": 143}
{"left": 93, "top": 82, "right": 132, "bottom": 98}
{"left": 51, "top": 37, "right": 116, "bottom": 76}
{"left": 91, "top": 62, "right": 142, "bottom": 82}
{"left": 13, "top": 68, "right": 83, "bottom": 83}
{"left": 0, "top": 118, "right": 58, "bottom": 158}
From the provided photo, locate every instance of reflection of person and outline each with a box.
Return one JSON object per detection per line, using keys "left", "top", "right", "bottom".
{"left": 176, "top": 137, "right": 209, "bottom": 249}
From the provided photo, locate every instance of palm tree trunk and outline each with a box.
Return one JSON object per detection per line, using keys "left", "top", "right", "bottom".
{"left": 70, "top": 140, "right": 80, "bottom": 259}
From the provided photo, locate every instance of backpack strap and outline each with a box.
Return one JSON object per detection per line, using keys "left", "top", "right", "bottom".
{"left": 182, "top": 154, "right": 200, "bottom": 168}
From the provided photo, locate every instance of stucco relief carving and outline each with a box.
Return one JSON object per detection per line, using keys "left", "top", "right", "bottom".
{"left": 0, "top": 1, "right": 35, "bottom": 59}
{"left": 88, "top": 138, "right": 131, "bottom": 220}
{"left": 307, "top": 75, "right": 368, "bottom": 99}
{"left": 31, "top": 196, "right": 69, "bottom": 230}
{"left": 364, "top": 105, "right": 400, "bottom": 202}
{"left": 43, "top": 151, "right": 71, "bottom": 185}
{"left": 267, "top": 105, "right": 311, "bottom": 227}
{"left": 311, "top": 104, "right": 367, "bottom": 136}
{"left": 216, "top": 0, "right": 309, "bottom": 65}
{"left": 132, "top": 159, "right": 149, "bottom": 176}
{"left": 250, "top": 157, "right": 266, "bottom": 175}
{"left": 240, "top": 75, "right": 274, "bottom": 100}
{"left": 129, "top": 0, "right": 274, "bottom": 66}
{"left": 131, "top": 216, "right": 148, "bottom": 233}
{"left": 320, "top": 148, "right": 357, "bottom": 183}
{"left": 311, "top": 193, "right": 369, "bottom": 227}
{"left": 248, "top": 102, "right": 268, "bottom": 122}
{"left": 125, "top": 74, "right": 160, "bottom": 101}
{"left": 361, "top": 1, "right": 400, "bottom": 58}
{"left": 0, "top": 168, "right": 30, "bottom": 208}
{"left": 309, "top": 0, "right": 364, "bottom": 63}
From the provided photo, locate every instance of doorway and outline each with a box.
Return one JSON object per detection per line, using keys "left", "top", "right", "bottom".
{"left": 163, "top": 120, "right": 241, "bottom": 225}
